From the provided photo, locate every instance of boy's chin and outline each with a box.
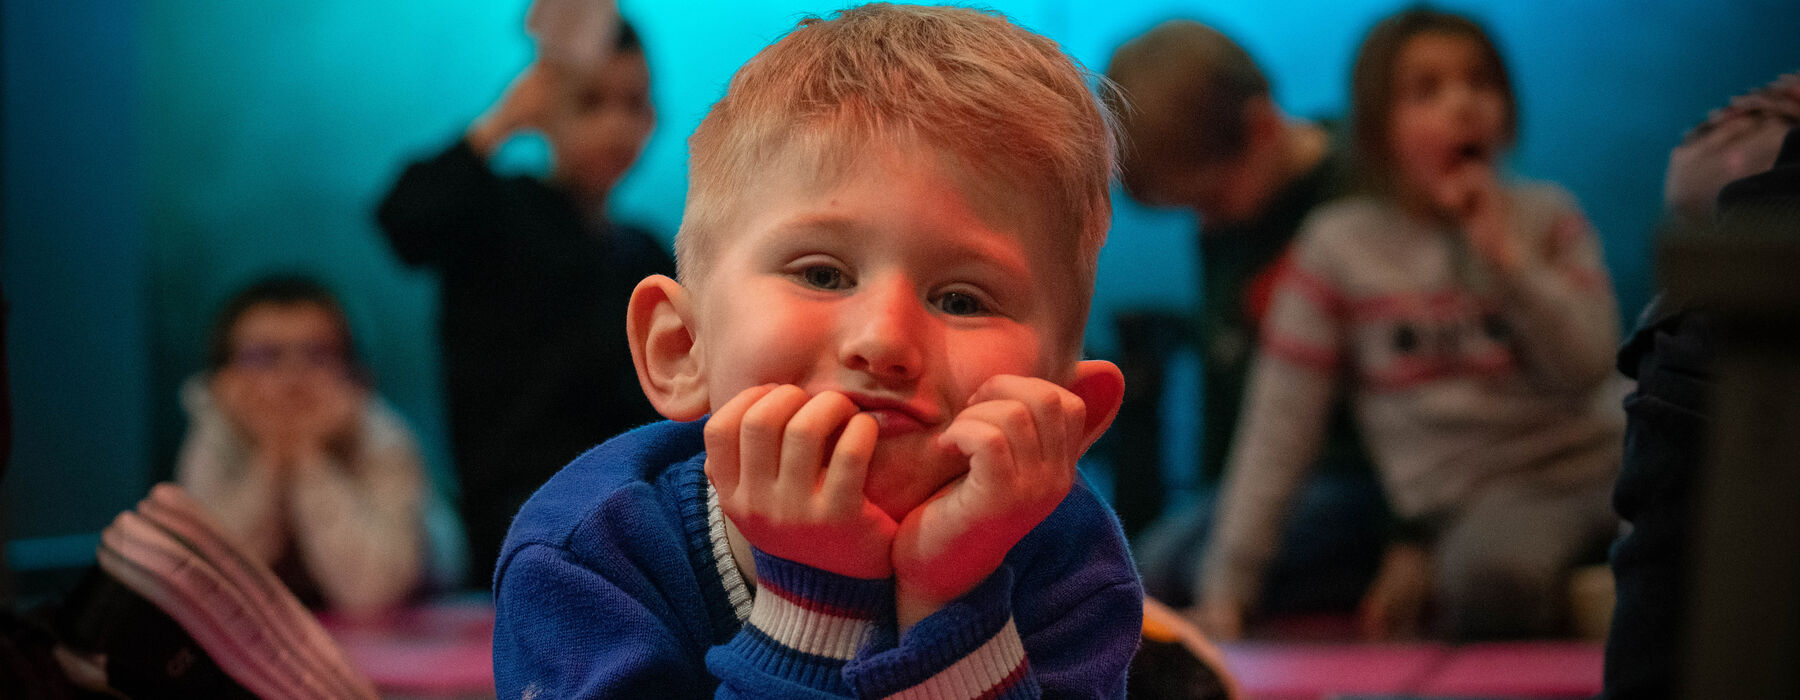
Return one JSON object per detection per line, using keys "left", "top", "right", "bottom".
{"left": 863, "top": 441, "right": 967, "bottom": 522}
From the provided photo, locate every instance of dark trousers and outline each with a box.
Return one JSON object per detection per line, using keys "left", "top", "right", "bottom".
{"left": 1601, "top": 307, "right": 1714, "bottom": 700}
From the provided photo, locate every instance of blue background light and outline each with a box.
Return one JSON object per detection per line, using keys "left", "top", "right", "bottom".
{"left": 4, "top": 0, "right": 1794, "bottom": 564}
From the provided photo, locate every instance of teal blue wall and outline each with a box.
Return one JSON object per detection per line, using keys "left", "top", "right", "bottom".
{"left": 4, "top": 1, "right": 150, "bottom": 547}
{"left": 5, "top": 0, "right": 1796, "bottom": 564}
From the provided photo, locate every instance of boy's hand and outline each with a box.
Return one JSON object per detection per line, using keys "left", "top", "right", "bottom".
{"left": 1434, "top": 163, "right": 1518, "bottom": 275}
{"left": 210, "top": 370, "right": 363, "bottom": 467}
{"left": 1356, "top": 543, "right": 1432, "bottom": 641}
{"left": 468, "top": 64, "right": 556, "bottom": 157}
{"left": 212, "top": 371, "right": 301, "bottom": 462}
{"left": 287, "top": 373, "right": 364, "bottom": 465}
{"left": 891, "top": 375, "right": 1086, "bottom": 629}
{"left": 706, "top": 384, "right": 898, "bottom": 580}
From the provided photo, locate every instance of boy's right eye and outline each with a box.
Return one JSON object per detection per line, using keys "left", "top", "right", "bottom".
{"left": 798, "top": 264, "right": 851, "bottom": 290}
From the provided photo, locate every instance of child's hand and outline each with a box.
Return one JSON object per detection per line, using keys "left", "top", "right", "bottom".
{"left": 211, "top": 371, "right": 302, "bottom": 461}
{"left": 706, "top": 384, "right": 898, "bottom": 580}
{"left": 287, "top": 373, "right": 364, "bottom": 464}
{"left": 1356, "top": 543, "right": 1432, "bottom": 641}
{"left": 1434, "top": 163, "right": 1518, "bottom": 274}
{"left": 890, "top": 375, "right": 1086, "bottom": 628}
{"left": 468, "top": 64, "right": 556, "bottom": 157}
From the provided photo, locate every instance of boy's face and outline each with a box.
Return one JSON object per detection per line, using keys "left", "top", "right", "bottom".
{"left": 1387, "top": 31, "right": 1508, "bottom": 201}
{"left": 688, "top": 142, "right": 1072, "bottom": 519}
{"left": 548, "top": 49, "right": 654, "bottom": 200}
{"left": 222, "top": 302, "right": 351, "bottom": 405}
{"left": 1117, "top": 90, "right": 1269, "bottom": 226}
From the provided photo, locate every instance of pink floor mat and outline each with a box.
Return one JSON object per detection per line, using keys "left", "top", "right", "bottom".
{"left": 322, "top": 600, "right": 496, "bottom": 697}
{"left": 1221, "top": 640, "right": 1602, "bottom": 699}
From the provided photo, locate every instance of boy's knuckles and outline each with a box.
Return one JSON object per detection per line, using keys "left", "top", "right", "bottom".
{"left": 702, "top": 418, "right": 740, "bottom": 446}
{"left": 959, "top": 424, "right": 1012, "bottom": 459}
{"left": 736, "top": 415, "right": 785, "bottom": 448}
{"left": 992, "top": 401, "right": 1036, "bottom": 430}
{"left": 780, "top": 418, "right": 833, "bottom": 449}
{"left": 742, "top": 385, "right": 805, "bottom": 419}
{"left": 1059, "top": 394, "right": 1086, "bottom": 421}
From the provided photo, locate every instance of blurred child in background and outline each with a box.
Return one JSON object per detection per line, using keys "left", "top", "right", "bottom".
{"left": 1197, "top": 8, "right": 1624, "bottom": 641}
{"left": 1107, "top": 18, "right": 1387, "bottom": 623}
{"left": 376, "top": 8, "right": 675, "bottom": 579}
{"left": 177, "top": 275, "right": 429, "bottom": 617}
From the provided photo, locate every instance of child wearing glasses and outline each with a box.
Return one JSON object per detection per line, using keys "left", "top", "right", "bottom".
{"left": 175, "top": 275, "right": 430, "bottom": 618}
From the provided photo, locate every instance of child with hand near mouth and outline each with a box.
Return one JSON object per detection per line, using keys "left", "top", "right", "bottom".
{"left": 1195, "top": 7, "right": 1625, "bottom": 642}
{"left": 492, "top": 5, "right": 1141, "bottom": 697}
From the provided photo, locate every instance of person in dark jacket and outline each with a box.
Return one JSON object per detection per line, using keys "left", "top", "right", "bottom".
{"left": 1601, "top": 71, "right": 1799, "bottom": 700}
{"left": 376, "top": 16, "right": 674, "bottom": 582}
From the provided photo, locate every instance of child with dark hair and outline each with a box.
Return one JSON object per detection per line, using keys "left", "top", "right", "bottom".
{"left": 176, "top": 275, "right": 429, "bottom": 617}
{"left": 376, "top": 10, "right": 675, "bottom": 580}
{"left": 1107, "top": 18, "right": 1388, "bottom": 632}
{"left": 1197, "top": 7, "right": 1625, "bottom": 641}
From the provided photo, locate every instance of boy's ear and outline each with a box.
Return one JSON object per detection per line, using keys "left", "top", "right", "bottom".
{"left": 627, "top": 275, "right": 709, "bottom": 421}
{"left": 1069, "top": 359, "right": 1126, "bottom": 453}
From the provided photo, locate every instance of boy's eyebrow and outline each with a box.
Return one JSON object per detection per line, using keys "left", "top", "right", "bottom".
{"left": 769, "top": 214, "right": 1035, "bottom": 280}
{"left": 769, "top": 214, "right": 856, "bottom": 238}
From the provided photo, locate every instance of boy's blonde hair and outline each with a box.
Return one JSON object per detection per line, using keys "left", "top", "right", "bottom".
{"left": 678, "top": 3, "right": 1116, "bottom": 356}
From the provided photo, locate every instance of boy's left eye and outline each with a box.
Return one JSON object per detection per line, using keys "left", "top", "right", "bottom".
{"left": 935, "top": 291, "right": 988, "bottom": 316}
{"left": 799, "top": 265, "right": 851, "bottom": 290}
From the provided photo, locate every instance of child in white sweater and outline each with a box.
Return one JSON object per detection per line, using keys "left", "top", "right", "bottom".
{"left": 176, "top": 276, "right": 429, "bottom": 617}
{"left": 1197, "top": 8, "right": 1624, "bottom": 641}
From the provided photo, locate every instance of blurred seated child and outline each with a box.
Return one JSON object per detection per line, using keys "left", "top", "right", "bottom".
{"left": 1197, "top": 8, "right": 1625, "bottom": 641}
{"left": 1106, "top": 17, "right": 1388, "bottom": 623}
{"left": 376, "top": 10, "right": 674, "bottom": 579}
{"left": 492, "top": 5, "right": 1140, "bottom": 696}
{"left": 176, "top": 275, "right": 428, "bottom": 617}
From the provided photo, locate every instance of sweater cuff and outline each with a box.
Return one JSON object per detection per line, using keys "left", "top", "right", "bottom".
{"left": 845, "top": 566, "right": 1035, "bottom": 699}
{"left": 722, "top": 549, "right": 892, "bottom": 690}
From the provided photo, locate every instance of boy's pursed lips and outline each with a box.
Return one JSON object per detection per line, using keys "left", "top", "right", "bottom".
{"left": 841, "top": 392, "right": 939, "bottom": 436}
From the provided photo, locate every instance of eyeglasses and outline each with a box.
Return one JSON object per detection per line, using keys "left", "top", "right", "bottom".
{"left": 230, "top": 341, "right": 347, "bottom": 372}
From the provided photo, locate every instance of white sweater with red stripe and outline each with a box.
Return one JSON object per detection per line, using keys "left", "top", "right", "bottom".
{"left": 1200, "top": 182, "right": 1626, "bottom": 608}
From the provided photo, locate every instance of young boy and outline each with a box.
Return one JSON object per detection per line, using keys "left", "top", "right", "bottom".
{"left": 492, "top": 5, "right": 1141, "bottom": 697}
{"left": 376, "top": 16, "right": 674, "bottom": 579}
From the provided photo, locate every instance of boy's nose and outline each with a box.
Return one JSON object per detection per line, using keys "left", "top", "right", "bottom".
{"left": 1445, "top": 83, "right": 1484, "bottom": 120}
{"left": 838, "top": 278, "right": 925, "bottom": 383}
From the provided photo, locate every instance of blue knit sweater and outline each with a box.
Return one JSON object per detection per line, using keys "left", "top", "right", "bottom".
{"left": 493, "top": 419, "right": 1142, "bottom": 698}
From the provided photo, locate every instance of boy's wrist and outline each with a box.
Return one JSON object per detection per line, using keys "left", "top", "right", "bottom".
{"left": 895, "top": 585, "right": 950, "bottom": 632}
{"left": 893, "top": 558, "right": 1008, "bottom": 633}
{"left": 743, "top": 548, "right": 893, "bottom": 662}
{"left": 892, "top": 525, "right": 1014, "bottom": 632}
{"left": 846, "top": 566, "right": 1026, "bottom": 698}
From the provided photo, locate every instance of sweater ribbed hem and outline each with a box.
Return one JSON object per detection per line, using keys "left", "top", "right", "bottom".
{"left": 887, "top": 619, "right": 1031, "bottom": 699}
{"left": 709, "top": 552, "right": 891, "bottom": 694}
{"left": 846, "top": 567, "right": 1035, "bottom": 698}
{"left": 669, "top": 456, "right": 744, "bottom": 645}
{"left": 747, "top": 550, "right": 889, "bottom": 661}
{"left": 707, "top": 484, "right": 754, "bottom": 623}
